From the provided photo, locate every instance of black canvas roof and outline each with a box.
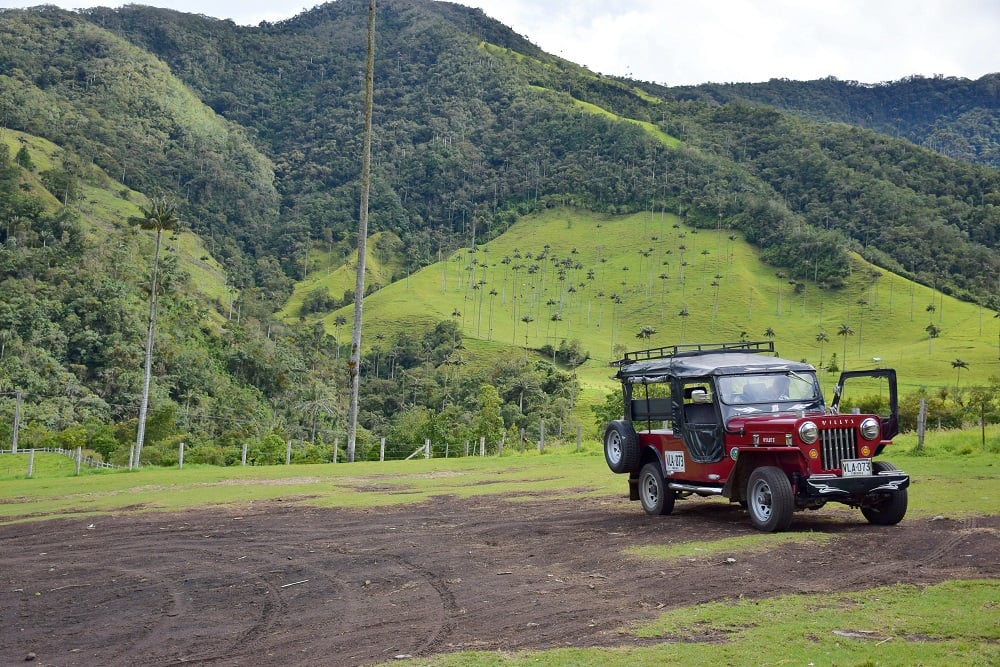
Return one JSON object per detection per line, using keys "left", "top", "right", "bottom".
{"left": 614, "top": 343, "right": 815, "bottom": 383}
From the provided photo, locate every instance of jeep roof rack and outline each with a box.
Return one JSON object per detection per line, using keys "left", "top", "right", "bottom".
{"left": 612, "top": 341, "right": 775, "bottom": 366}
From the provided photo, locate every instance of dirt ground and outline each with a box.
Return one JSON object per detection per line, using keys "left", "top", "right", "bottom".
{"left": 0, "top": 491, "right": 996, "bottom": 667}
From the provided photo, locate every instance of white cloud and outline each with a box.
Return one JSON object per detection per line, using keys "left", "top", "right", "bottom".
{"left": 1, "top": 0, "right": 997, "bottom": 84}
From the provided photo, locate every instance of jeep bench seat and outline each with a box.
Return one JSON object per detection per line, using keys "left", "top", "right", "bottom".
{"left": 630, "top": 397, "right": 672, "bottom": 423}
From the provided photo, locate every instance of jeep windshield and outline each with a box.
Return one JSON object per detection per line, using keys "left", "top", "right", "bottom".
{"left": 716, "top": 371, "right": 825, "bottom": 419}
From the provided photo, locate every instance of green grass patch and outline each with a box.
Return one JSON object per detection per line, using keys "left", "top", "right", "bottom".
{"left": 0, "top": 453, "right": 623, "bottom": 523}
{"left": 392, "top": 580, "right": 998, "bottom": 666}
{"left": 625, "top": 531, "right": 834, "bottom": 562}
{"left": 0, "top": 430, "right": 996, "bottom": 524}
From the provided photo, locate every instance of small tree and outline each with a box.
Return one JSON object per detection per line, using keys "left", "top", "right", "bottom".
{"left": 14, "top": 145, "right": 34, "bottom": 171}
{"left": 926, "top": 323, "right": 941, "bottom": 352}
{"left": 636, "top": 325, "right": 658, "bottom": 340}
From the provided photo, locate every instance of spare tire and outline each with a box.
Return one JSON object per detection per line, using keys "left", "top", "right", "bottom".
{"left": 603, "top": 420, "right": 640, "bottom": 474}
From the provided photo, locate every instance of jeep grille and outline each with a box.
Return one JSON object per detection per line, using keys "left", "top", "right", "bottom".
{"left": 820, "top": 428, "right": 857, "bottom": 470}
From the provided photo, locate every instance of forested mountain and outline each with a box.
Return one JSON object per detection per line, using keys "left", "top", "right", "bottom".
{"left": 660, "top": 74, "right": 1000, "bottom": 168}
{"left": 0, "top": 0, "right": 998, "bottom": 462}
{"left": 77, "top": 0, "right": 1000, "bottom": 302}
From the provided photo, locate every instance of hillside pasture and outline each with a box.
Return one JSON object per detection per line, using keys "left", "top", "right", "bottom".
{"left": 316, "top": 207, "right": 999, "bottom": 410}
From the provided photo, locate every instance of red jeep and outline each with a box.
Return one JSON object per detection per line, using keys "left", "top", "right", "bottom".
{"left": 603, "top": 341, "right": 909, "bottom": 532}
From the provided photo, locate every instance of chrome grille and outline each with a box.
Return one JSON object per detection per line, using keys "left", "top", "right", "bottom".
{"left": 820, "top": 428, "right": 857, "bottom": 470}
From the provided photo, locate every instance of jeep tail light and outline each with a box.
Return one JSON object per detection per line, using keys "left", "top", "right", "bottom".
{"left": 798, "top": 421, "right": 819, "bottom": 444}
{"left": 860, "top": 417, "right": 880, "bottom": 441}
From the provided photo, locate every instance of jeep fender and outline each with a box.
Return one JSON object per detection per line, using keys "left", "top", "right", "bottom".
{"left": 722, "top": 449, "right": 809, "bottom": 502}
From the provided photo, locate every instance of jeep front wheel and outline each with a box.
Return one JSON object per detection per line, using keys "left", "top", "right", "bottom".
{"left": 746, "top": 466, "right": 793, "bottom": 532}
{"left": 860, "top": 461, "right": 908, "bottom": 525}
{"left": 638, "top": 462, "right": 675, "bottom": 516}
{"left": 603, "top": 420, "right": 639, "bottom": 474}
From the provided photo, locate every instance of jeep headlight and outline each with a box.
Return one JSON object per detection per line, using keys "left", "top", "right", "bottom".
{"left": 798, "top": 421, "right": 819, "bottom": 444}
{"left": 860, "top": 417, "right": 880, "bottom": 441}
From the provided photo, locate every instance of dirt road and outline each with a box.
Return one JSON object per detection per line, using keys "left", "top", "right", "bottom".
{"left": 1, "top": 494, "right": 995, "bottom": 666}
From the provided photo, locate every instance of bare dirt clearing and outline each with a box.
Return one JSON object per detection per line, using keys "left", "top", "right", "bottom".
{"left": 1, "top": 495, "right": 996, "bottom": 666}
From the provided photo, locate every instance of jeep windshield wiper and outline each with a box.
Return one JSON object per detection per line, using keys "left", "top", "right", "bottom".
{"left": 788, "top": 370, "right": 810, "bottom": 385}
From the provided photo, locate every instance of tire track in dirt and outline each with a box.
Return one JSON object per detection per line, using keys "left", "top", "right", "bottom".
{"left": 1, "top": 498, "right": 996, "bottom": 666}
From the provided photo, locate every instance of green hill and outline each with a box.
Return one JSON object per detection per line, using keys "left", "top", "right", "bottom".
{"left": 318, "top": 207, "right": 999, "bottom": 401}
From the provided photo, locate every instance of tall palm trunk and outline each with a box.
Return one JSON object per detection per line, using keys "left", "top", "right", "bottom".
{"left": 134, "top": 227, "right": 162, "bottom": 468}
{"left": 347, "top": 0, "right": 376, "bottom": 462}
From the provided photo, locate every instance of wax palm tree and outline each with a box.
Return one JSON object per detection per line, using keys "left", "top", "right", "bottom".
{"left": 128, "top": 197, "right": 181, "bottom": 468}
{"left": 678, "top": 307, "right": 690, "bottom": 342}
{"left": 837, "top": 323, "right": 854, "bottom": 371}
{"left": 346, "top": 0, "right": 376, "bottom": 463}
{"left": 951, "top": 358, "right": 968, "bottom": 388}
{"left": 815, "top": 331, "right": 829, "bottom": 367}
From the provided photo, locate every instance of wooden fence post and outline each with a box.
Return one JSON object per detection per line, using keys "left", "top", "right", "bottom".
{"left": 464, "top": 440, "right": 469, "bottom": 457}
{"left": 380, "top": 437, "right": 386, "bottom": 462}
{"left": 538, "top": 419, "right": 545, "bottom": 453}
{"left": 11, "top": 391, "right": 22, "bottom": 453}
{"left": 128, "top": 444, "right": 135, "bottom": 471}
{"left": 76, "top": 446, "right": 83, "bottom": 475}
{"left": 424, "top": 438, "right": 430, "bottom": 459}
{"left": 27, "top": 449, "right": 34, "bottom": 478}
{"left": 333, "top": 437, "right": 339, "bottom": 463}
{"left": 179, "top": 442, "right": 185, "bottom": 469}
{"left": 241, "top": 443, "right": 248, "bottom": 466}
{"left": 917, "top": 398, "right": 927, "bottom": 452}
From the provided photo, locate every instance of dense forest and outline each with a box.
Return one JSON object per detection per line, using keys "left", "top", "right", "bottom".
{"left": 660, "top": 75, "right": 1000, "bottom": 168}
{"left": 0, "top": 0, "right": 998, "bottom": 464}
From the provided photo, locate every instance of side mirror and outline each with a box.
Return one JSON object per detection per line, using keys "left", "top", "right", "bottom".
{"left": 690, "top": 389, "right": 712, "bottom": 404}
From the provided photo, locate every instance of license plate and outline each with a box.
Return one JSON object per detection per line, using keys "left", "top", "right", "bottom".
{"left": 842, "top": 458, "right": 872, "bottom": 477}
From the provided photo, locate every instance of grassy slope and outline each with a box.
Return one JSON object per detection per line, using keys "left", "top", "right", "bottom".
{"left": 300, "top": 207, "right": 998, "bottom": 416}
{"left": 276, "top": 231, "right": 403, "bottom": 321}
{"left": 2, "top": 129, "right": 230, "bottom": 316}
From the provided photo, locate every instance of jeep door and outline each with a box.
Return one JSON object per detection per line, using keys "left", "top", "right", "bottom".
{"left": 831, "top": 369, "right": 899, "bottom": 440}
{"left": 676, "top": 379, "right": 724, "bottom": 463}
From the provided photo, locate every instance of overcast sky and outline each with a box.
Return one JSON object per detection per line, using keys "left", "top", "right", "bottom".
{"left": 3, "top": 0, "right": 998, "bottom": 85}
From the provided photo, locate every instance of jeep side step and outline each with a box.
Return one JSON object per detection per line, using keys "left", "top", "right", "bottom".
{"left": 668, "top": 482, "right": 724, "bottom": 495}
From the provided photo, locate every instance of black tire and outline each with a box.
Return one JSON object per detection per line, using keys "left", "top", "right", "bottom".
{"left": 638, "top": 462, "right": 675, "bottom": 516}
{"left": 861, "top": 461, "right": 908, "bottom": 526}
{"left": 603, "top": 420, "right": 639, "bottom": 474}
{"left": 745, "top": 466, "right": 794, "bottom": 532}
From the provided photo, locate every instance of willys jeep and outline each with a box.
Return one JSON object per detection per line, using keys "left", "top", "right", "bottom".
{"left": 603, "top": 341, "right": 909, "bottom": 532}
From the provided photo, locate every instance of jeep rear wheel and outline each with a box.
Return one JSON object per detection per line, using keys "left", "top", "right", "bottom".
{"left": 746, "top": 466, "right": 793, "bottom": 532}
{"left": 603, "top": 420, "right": 640, "bottom": 474}
{"left": 638, "top": 463, "right": 675, "bottom": 515}
{"left": 860, "top": 461, "right": 908, "bottom": 525}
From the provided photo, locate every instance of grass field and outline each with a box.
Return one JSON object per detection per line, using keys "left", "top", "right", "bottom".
{"left": 1, "top": 425, "right": 995, "bottom": 521}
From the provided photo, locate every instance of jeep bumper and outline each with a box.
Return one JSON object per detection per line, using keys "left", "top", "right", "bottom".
{"left": 802, "top": 472, "right": 909, "bottom": 498}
